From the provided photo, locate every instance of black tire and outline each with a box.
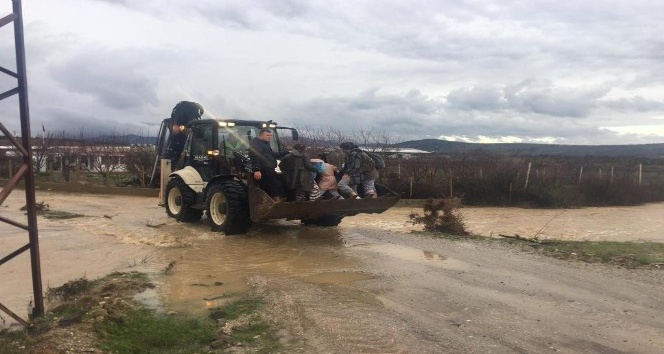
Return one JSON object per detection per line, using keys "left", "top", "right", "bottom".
{"left": 301, "top": 215, "right": 344, "bottom": 227}
{"left": 165, "top": 178, "right": 203, "bottom": 222}
{"left": 206, "top": 180, "right": 252, "bottom": 234}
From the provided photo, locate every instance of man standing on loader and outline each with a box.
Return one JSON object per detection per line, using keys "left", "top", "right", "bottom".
{"left": 249, "top": 128, "right": 288, "bottom": 202}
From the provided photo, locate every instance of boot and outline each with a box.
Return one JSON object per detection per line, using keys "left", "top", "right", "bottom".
{"left": 274, "top": 196, "right": 284, "bottom": 203}
{"left": 349, "top": 192, "right": 361, "bottom": 199}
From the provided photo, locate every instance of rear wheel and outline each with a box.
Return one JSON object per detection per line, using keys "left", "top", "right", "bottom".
{"left": 301, "top": 215, "right": 344, "bottom": 227}
{"left": 165, "top": 178, "right": 203, "bottom": 222}
{"left": 206, "top": 180, "right": 252, "bottom": 234}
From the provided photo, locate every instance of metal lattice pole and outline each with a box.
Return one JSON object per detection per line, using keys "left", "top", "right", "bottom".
{"left": 0, "top": 0, "right": 44, "bottom": 325}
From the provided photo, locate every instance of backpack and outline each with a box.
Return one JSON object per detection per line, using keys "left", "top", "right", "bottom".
{"left": 367, "top": 151, "right": 385, "bottom": 170}
{"left": 360, "top": 151, "right": 375, "bottom": 172}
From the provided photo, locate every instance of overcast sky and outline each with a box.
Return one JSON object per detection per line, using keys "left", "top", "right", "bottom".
{"left": 1, "top": 0, "right": 664, "bottom": 145}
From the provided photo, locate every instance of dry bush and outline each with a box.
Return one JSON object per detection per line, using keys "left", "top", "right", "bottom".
{"left": 409, "top": 197, "right": 468, "bottom": 235}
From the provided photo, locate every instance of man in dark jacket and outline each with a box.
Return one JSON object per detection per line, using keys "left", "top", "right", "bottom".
{"left": 249, "top": 129, "right": 288, "bottom": 201}
{"left": 279, "top": 143, "right": 317, "bottom": 200}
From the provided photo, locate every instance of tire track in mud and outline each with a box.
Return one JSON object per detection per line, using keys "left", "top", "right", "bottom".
{"left": 249, "top": 275, "right": 454, "bottom": 353}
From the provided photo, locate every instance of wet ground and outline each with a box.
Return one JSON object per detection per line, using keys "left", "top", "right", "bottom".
{"left": 1, "top": 191, "right": 663, "bottom": 352}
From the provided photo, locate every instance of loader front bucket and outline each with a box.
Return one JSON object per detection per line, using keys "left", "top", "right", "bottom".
{"left": 248, "top": 184, "right": 400, "bottom": 222}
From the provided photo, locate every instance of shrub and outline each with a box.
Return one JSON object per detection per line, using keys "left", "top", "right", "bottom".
{"left": 409, "top": 197, "right": 468, "bottom": 235}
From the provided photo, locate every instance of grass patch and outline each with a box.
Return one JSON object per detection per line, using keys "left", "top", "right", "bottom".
{"left": 104, "top": 271, "right": 150, "bottom": 283}
{"left": 46, "top": 277, "right": 90, "bottom": 301}
{"left": 215, "top": 297, "right": 282, "bottom": 352}
{"left": 0, "top": 330, "right": 31, "bottom": 354}
{"left": 504, "top": 239, "right": 664, "bottom": 268}
{"left": 231, "top": 321, "right": 281, "bottom": 353}
{"left": 51, "top": 304, "right": 85, "bottom": 318}
{"left": 19, "top": 201, "right": 84, "bottom": 219}
{"left": 40, "top": 210, "right": 85, "bottom": 219}
{"left": 221, "top": 298, "right": 263, "bottom": 320}
{"left": 410, "top": 230, "right": 485, "bottom": 241}
{"left": 413, "top": 229, "right": 664, "bottom": 269}
{"left": 536, "top": 241, "right": 664, "bottom": 268}
{"left": 96, "top": 307, "right": 214, "bottom": 354}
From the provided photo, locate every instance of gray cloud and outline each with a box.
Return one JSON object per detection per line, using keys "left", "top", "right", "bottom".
{"left": 447, "top": 81, "right": 610, "bottom": 118}
{"left": 51, "top": 49, "right": 159, "bottom": 110}
{"left": 446, "top": 86, "right": 505, "bottom": 111}
{"left": 602, "top": 97, "right": 664, "bottom": 112}
{"left": 41, "top": 107, "right": 148, "bottom": 136}
{"left": 281, "top": 88, "right": 659, "bottom": 144}
{"left": 4, "top": 0, "right": 663, "bottom": 144}
{"left": 503, "top": 81, "right": 610, "bottom": 117}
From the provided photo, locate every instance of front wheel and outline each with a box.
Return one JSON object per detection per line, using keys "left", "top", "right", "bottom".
{"left": 206, "top": 180, "right": 252, "bottom": 234}
{"left": 165, "top": 178, "right": 203, "bottom": 222}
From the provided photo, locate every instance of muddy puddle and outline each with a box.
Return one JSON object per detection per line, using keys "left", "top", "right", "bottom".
{"left": 154, "top": 224, "right": 368, "bottom": 316}
{"left": 3, "top": 190, "right": 664, "bottom": 327}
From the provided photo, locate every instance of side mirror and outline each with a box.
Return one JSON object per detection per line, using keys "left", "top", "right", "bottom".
{"left": 292, "top": 130, "right": 299, "bottom": 141}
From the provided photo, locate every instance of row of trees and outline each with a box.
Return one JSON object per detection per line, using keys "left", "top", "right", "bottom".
{"left": 2, "top": 128, "right": 663, "bottom": 207}
{"left": 288, "top": 127, "right": 664, "bottom": 207}
{"left": 0, "top": 131, "right": 155, "bottom": 186}
{"left": 377, "top": 154, "right": 664, "bottom": 207}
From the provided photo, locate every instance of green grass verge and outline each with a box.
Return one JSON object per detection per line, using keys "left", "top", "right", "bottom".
{"left": 220, "top": 297, "right": 281, "bottom": 353}
{"left": 532, "top": 240, "right": 664, "bottom": 268}
{"left": 39, "top": 210, "right": 85, "bottom": 219}
{"left": 221, "top": 298, "right": 262, "bottom": 320}
{"left": 412, "top": 230, "right": 664, "bottom": 268}
{"left": 0, "top": 331, "right": 31, "bottom": 354}
{"left": 95, "top": 307, "right": 214, "bottom": 354}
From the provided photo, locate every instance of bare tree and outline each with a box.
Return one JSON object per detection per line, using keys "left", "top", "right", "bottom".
{"left": 31, "top": 131, "right": 54, "bottom": 176}
{"left": 81, "top": 134, "right": 126, "bottom": 185}
{"left": 124, "top": 145, "right": 156, "bottom": 187}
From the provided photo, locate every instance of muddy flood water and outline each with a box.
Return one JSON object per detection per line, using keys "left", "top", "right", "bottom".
{"left": 2, "top": 190, "right": 663, "bottom": 331}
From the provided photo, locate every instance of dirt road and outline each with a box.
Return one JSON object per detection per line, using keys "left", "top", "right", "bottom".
{"left": 1, "top": 191, "right": 663, "bottom": 353}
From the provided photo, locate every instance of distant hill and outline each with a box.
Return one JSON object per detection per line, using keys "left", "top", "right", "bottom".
{"left": 395, "top": 139, "right": 664, "bottom": 158}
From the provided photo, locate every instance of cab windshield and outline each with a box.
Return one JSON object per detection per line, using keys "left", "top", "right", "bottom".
{"left": 218, "top": 125, "right": 279, "bottom": 155}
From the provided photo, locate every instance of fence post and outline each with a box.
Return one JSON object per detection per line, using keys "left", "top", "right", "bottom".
{"left": 409, "top": 175, "right": 413, "bottom": 198}
{"left": 610, "top": 166, "right": 614, "bottom": 184}
{"left": 509, "top": 182, "right": 512, "bottom": 203}
{"left": 638, "top": 163, "right": 642, "bottom": 186}
{"left": 449, "top": 177, "right": 453, "bottom": 197}
{"left": 578, "top": 166, "right": 584, "bottom": 184}
{"left": 524, "top": 162, "right": 531, "bottom": 189}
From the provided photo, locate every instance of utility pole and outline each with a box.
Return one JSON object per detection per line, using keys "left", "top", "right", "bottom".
{"left": 0, "top": 0, "right": 45, "bottom": 325}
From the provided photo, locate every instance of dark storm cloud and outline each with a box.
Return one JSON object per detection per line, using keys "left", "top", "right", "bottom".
{"left": 40, "top": 107, "right": 146, "bottom": 136}
{"left": 192, "top": 0, "right": 310, "bottom": 30}
{"left": 283, "top": 89, "right": 443, "bottom": 139}
{"left": 447, "top": 81, "right": 610, "bottom": 118}
{"left": 503, "top": 81, "right": 610, "bottom": 118}
{"left": 446, "top": 86, "right": 504, "bottom": 111}
{"left": 282, "top": 88, "right": 647, "bottom": 144}
{"left": 51, "top": 49, "right": 158, "bottom": 110}
{"left": 602, "top": 97, "right": 664, "bottom": 112}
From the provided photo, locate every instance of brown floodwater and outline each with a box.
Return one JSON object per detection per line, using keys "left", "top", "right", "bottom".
{"left": 2, "top": 190, "right": 663, "bottom": 327}
{"left": 153, "top": 224, "right": 366, "bottom": 316}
